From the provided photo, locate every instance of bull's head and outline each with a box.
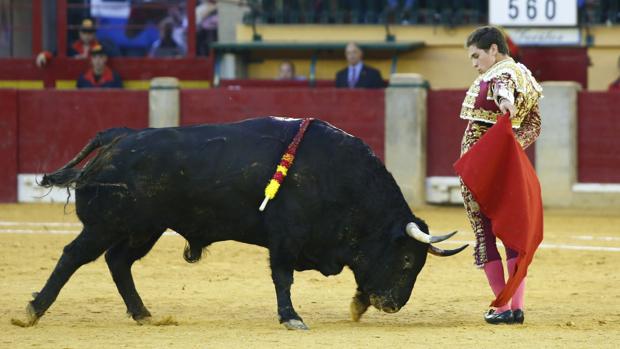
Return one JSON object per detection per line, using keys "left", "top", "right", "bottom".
{"left": 351, "top": 221, "right": 467, "bottom": 321}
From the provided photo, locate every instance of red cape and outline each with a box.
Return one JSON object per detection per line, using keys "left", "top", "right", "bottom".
{"left": 454, "top": 115, "right": 543, "bottom": 307}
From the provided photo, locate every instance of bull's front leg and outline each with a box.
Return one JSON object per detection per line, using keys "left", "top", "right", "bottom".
{"left": 350, "top": 288, "right": 371, "bottom": 322}
{"left": 269, "top": 250, "right": 308, "bottom": 330}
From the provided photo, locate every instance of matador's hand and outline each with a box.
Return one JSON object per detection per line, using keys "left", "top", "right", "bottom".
{"left": 499, "top": 100, "right": 516, "bottom": 119}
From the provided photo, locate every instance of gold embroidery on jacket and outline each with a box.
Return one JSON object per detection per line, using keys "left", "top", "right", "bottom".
{"left": 460, "top": 58, "right": 543, "bottom": 129}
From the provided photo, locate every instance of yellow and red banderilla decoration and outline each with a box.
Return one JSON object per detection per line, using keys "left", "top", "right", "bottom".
{"left": 259, "top": 118, "right": 313, "bottom": 211}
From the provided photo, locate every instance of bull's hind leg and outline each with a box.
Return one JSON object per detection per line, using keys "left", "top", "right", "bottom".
{"left": 105, "top": 232, "right": 163, "bottom": 323}
{"left": 16, "top": 229, "right": 118, "bottom": 326}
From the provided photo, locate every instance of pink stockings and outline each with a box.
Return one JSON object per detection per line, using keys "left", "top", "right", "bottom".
{"left": 483, "top": 258, "right": 526, "bottom": 311}
{"left": 507, "top": 258, "right": 526, "bottom": 310}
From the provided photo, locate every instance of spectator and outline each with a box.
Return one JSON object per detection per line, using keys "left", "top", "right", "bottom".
{"left": 609, "top": 55, "right": 620, "bottom": 91}
{"left": 196, "top": 0, "right": 218, "bottom": 56}
{"left": 76, "top": 45, "right": 123, "bottom": 88}
{"left": 149, "top": 18, "right": 185, "bottom": 58}
{"left": 69, "top": 18, "right": 100, "bottom": 58}
{"left": 166, "top": 3, "right": 188, "bottom": 54}
{"left": 386, "top": 0, "right": 415, "bottom": 24}
{"left": 276, "top": 60, "right": 306, "bottom": 80}
{"left": 335, "top": 42, "right": 385, "bottom": 89}
{"left": 36, "top": 18, "right": 102, "bottom": 67}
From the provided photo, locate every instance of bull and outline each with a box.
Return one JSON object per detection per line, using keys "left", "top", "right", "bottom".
{"left": 16, "top": 117, "right": 466, "bottom": 330}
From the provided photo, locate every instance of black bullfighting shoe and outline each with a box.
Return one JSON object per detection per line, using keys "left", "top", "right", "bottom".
{"left": 512, "top": 309, "right": 525, "bottom": 324}
{"left": 484, "top": 309, "right": 514, "bottom": 324}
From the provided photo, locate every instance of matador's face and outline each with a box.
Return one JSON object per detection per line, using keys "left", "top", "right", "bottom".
{"left": 468, "top": 44, "right": 498, "bottom": 74}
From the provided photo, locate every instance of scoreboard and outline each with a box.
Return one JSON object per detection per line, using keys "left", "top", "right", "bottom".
{"left": 489, "top": 0, "right": 578, "bottom": 27}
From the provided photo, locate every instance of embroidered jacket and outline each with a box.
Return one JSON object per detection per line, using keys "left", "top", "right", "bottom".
{"left": 460, "top": 58, "right": 543, "bottom": 147}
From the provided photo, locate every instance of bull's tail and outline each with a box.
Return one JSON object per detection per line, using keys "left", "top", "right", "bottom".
{"left": 40, "top": 128, "right": 134, "bottom": 189}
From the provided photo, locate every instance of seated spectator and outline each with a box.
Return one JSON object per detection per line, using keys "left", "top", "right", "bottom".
{"left": 276, "top": 60, "right": 306, "bottom": 80}
{"left": 76, "top": 45, "right": 123, "bottom": 89}
{"left": 36, "top": 18, "right": 119, "bottom": 67}
{"left": 36, "top": 18, "right": 102, "bottom": 67}
{"left": 335, "top": 42, "right": 385, "bottom": 89}
{"left": 166, "top": 3, "right": 188, "bottom": 53}
{"left": 386, "top": 0, "right": 416, "bottom": 24}
{"left": 609, "top": 56, "right": 620, "bottom": 91}
{"left": 69, "top": 18, "right": 100, "bottom": 58}
{"left": 196, "top": 0, "right": 218, "bottom": 56}
{"left": 149, "top": 18, "right": 185, "bottom": 58}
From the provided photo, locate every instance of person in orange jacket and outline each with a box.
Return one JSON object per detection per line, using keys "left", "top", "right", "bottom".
{"left": 36, "top": 18, "right": 101, "bottom": 67}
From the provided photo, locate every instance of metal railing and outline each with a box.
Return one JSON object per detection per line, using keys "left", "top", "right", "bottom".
{"left": 243, "top": 0, "right": 620, "bottom": 26}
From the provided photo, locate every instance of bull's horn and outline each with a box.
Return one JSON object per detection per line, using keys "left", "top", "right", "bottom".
{"left": 428, "top": 244, "right": 469, "bottom": 257}
{"left": 405, "top": 223, "right": 458, "bottom": 244}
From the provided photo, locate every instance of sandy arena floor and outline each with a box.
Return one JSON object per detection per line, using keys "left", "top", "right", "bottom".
{"left": 1, "top": 203, "right": 619, "bottom": 348}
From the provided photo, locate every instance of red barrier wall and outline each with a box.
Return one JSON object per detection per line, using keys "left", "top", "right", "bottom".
{"left": 577, "top": 91, "right": 620, "bottom": 183}
{"left": 427, "top": 89, "right": 536, "bottom": 177}
{"left": 427, "top": 90, "right": 469, "bottom": 176}
{"left": 219, "top": 79, "right": 335, "bottom": 88}
{"left": 181, "top": 88, "right": 386, "bottom": 159}
{"left": 18, "top": 90, "right": 148, "bottom": 173}
{"left": 0, "top": 90, "right": 18, "bottom": 202}
{"left": 520, "top": 47, "right": 588, "bottom": 89}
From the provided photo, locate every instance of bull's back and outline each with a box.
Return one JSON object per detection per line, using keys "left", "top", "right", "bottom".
{"left": 76, "top": 119, "right": 320, "bottom": 228}
{"left": 83, "top": 118, "right": 292, "bottom": 199}
{"left": 75, "top": 117, "right": 378, "bottom": 238}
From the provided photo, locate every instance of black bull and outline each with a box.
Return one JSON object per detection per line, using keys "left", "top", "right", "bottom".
{"left": 16, "top": 117, "right": 466, "bottom": 330}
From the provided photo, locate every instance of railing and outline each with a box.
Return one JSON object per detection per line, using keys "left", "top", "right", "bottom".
{"left": 0, "top": 0, "right": 35, "bottom": 57}
{"left": 1, "top": 0, "right": 219, "bottom": 58}
{"left": 62, "top": 0, "right": 200, "bottom": 58}
{"left": 243, "top": 0, "right": 487, "bottom": 25}
{"left": 243, "top": 0, "right": 620, "bottom": 26}
{"left": 581, "top": 0, "right": 620, "bottom": 25}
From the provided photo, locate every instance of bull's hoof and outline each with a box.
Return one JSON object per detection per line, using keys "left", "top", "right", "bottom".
{"left": 135, "top": 316, "right": 152, "bottom": 326}
{"left": 282, "top": 319, "right": 309, "bottom": 330}
{"left": 130, "top": 307, "right": 152, "bottom": 325}
{"left": 350, "top": 297, "right": 370, "bottom": 322}
{"left": 10, "top": 302, "right": 40, "bottom": 327}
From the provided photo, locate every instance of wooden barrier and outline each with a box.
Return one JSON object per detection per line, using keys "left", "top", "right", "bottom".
{"left": 426, "top": 89, "right": 537, "bottom": 177}
{"left": 181, "top": 88, "right": 386, "bottom": 159}
{"left": 219, "top": 79, "right": 335, "bottom": 88}
{"left": 0, "top": 90, "right": 18, "bottom": 202}
{"left": 18, "top": 90, "right": 149, "bottom": 173}
{"left": 2, "top": 87, "right": 618, "bottom": 204}
{"left": 578, "top": 91, "right": 620, "bottom": 183}
{"left": 426, "top": 89, "right": 468, "bottom": 177}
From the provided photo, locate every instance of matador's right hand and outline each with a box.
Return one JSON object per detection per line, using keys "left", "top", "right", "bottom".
{"left": 499, "top": 100, "right": 516, "bottom": 119}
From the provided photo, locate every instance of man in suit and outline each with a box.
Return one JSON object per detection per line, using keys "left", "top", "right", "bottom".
{"left": 335, "top": 42, "right": 386, "bottom": 89}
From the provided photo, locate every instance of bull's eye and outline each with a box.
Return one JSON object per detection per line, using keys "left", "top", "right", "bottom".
{"left": 403, "top": 255, "right": 413, "bottom": 270}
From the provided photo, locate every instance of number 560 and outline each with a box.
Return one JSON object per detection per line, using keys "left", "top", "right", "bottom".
{"left": 509, "top": 0, "right": 556, "bottom": 20}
